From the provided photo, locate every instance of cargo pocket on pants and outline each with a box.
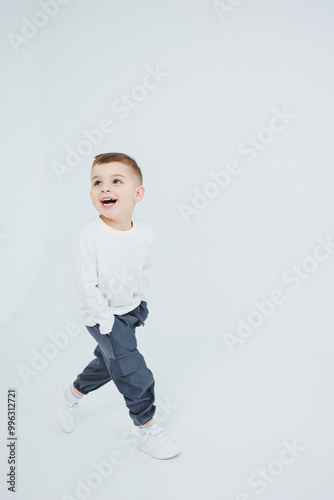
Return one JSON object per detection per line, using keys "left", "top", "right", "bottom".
{"left": 110, "top": 352, "right": 140, "bottom": 378}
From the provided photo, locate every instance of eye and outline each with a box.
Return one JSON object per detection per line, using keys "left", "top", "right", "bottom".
{"left": 93, "top": 180, "right": 101, "bottom": 186}
{"left": 113, "top": 179, "right": 122, "bottom": 184}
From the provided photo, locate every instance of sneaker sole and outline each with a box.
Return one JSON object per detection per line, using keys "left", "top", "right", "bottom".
{"left": 137, "top": 444, "right": 181, "bottom": 460}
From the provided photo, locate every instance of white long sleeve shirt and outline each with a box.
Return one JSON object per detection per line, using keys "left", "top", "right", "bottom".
{"left": 73, "top": 215, "right": 156, "bottom": 334}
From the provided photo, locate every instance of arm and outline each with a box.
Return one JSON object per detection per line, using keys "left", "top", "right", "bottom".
{"left": 74, "top": 231, "right": 115, "bottom": 335}
{"left": 138, "top": 228, "right": 157, "bottom": 303}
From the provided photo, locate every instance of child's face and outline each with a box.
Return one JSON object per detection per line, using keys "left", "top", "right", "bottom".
{"left": 90, "top": 161, "right": 144, "bottom": 218}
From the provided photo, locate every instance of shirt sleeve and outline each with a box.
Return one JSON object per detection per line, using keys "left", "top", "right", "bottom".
{"left": 74, "top": 231, "right": 115, "bottom": 334}
{"left": 138, "top": 227, "right": 157, "bottom": 303}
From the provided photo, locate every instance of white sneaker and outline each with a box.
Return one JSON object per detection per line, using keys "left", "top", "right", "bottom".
{"left": 53, "top": 385, "right": 79, "bottom": 433}
{"left": 137, "top": 422, "right": 181, "bottom": 459}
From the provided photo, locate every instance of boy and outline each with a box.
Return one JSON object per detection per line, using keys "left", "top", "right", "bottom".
{"left": 54, "top": 152, "right": 180, "bottom": 460}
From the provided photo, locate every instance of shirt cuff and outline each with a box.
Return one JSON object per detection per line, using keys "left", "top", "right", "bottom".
{"left": 98, "top": 315, "right": 115, "bottom": 335}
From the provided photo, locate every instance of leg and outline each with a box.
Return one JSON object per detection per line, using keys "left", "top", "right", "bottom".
{"left": 85, "top": 305, "right": 156, "bottom": 426}
{"left": 72, "top": 344, "right": 113, "bottom": 395}
{"left": 73, "top": 386, "right": 84, "bottom": 397}
{"left": 140, "top": 418, "right": 154, "bottom": 426}
{"left": 107, "top": 311, "right": 156, "bottom": 426}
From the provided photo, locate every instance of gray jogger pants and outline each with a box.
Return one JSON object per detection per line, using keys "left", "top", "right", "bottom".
{"left": 73, "top": 300, "right": 156, "bottom": 426}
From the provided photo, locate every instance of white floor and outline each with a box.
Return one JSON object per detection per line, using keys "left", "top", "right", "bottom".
{"left": 1, "top": 299, "right": 334, "bottom": 500}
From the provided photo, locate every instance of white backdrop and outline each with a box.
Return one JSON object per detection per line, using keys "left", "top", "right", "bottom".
{"left": 1, "top": 0, "right": 334, "bottom": 499}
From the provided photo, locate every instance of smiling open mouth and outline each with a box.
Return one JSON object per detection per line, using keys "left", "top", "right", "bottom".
{"left": 101, "top": 198, "right": 117, "bottom": 206}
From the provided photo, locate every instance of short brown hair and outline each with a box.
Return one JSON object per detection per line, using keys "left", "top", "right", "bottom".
{"left": 92, "top": 152, "right": 143, "bottom": 186}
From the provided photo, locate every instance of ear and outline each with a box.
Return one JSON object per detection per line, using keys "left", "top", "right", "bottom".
{"left": 135, "top": 186, "right": 145, "bottom": 202}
